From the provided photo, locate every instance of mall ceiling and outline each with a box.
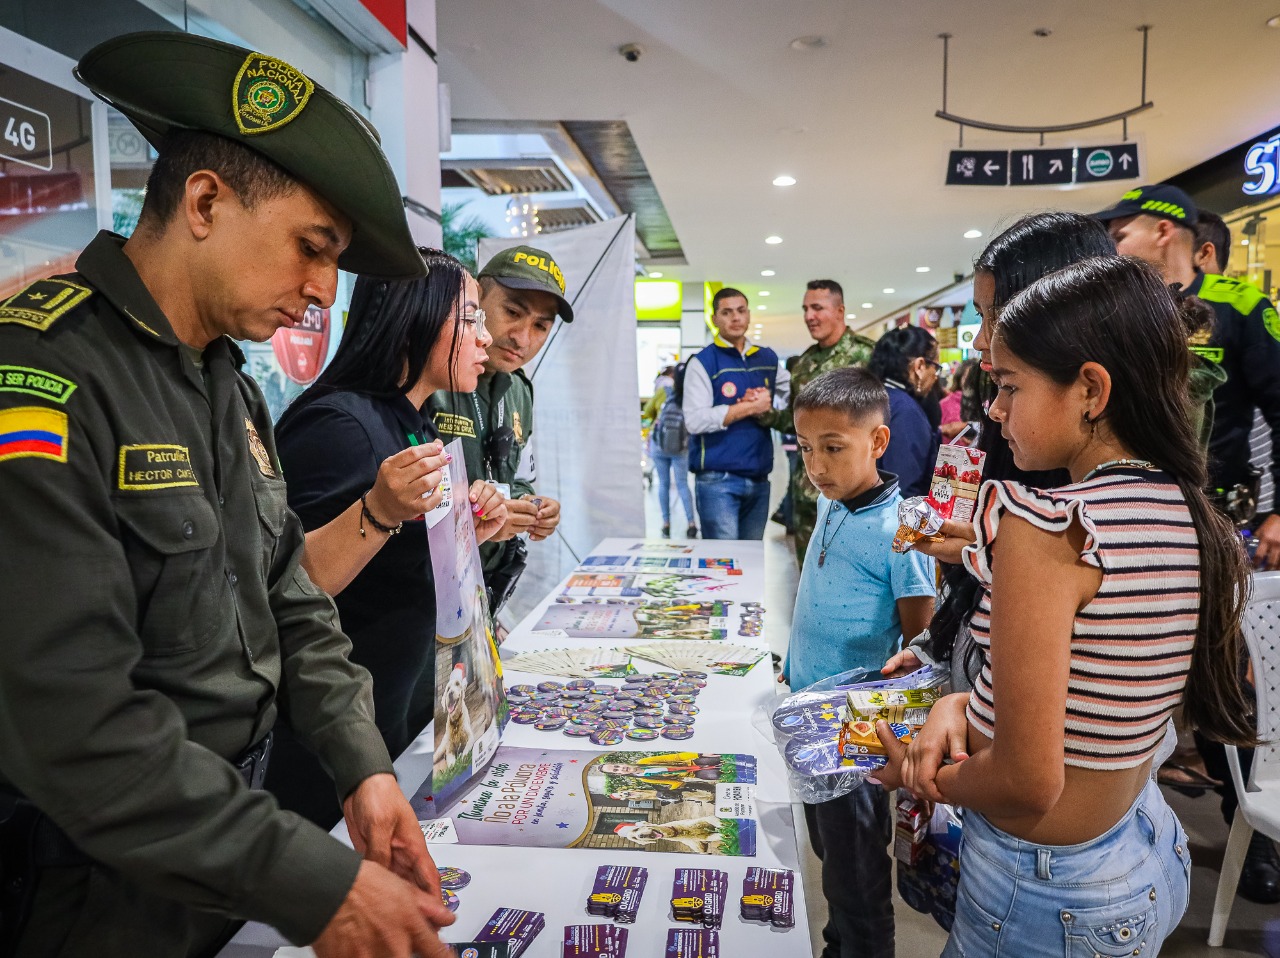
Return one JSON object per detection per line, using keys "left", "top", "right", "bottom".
{"left": 437, "top": 0, "right": 1280, "bottom": 353}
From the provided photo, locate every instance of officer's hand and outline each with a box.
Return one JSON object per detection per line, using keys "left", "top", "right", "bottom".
{"left": 343, "top": 774, "right": 442, "bottom": 897}
{"left": 312, "top": 860, "right": 455, "bottom": 958}
{"left": 1254, "top": 514, "right": 1280, "bottom": 571}
{"left": 469, "top": 480, "right": 508, "bottom": 544}
{"left": 527, "top": 495, "right": 561, "bottom": 541}
{"left": 367, "top": 442, "right": 449, "bottom": 524}
{"left": 740, "top": 390, "right": 773, "bottom": 416}
{"left": 492, "top": 496, "right": 539, "bottom": 541}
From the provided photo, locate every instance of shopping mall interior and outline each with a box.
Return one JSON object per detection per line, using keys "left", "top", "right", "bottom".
{"left": 2, "top": 1, "right": 1280, "bottom": 956}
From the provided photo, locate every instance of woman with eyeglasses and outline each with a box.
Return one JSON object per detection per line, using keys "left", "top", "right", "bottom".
{"left": 265, "top": 249, "right": 507, "bottom": 828}
{"left": 867, "top": 326, "right": 941, "bottom": 498}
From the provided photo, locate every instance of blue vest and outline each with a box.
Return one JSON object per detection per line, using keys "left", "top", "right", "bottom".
{"left": 689, "top": 338, "right": 779, "bottom": 478}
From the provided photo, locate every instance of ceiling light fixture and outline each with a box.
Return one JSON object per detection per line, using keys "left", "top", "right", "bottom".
{"left": 649, "top": 271, "right": 663, "bottom": 278}
{"left": 772, "top": 175, "right": 797, "bottom": 187}
{"left": 765, "top": 235, "right": 783, "bottom": 244}
{"left": 846, "top": 313, "right": 856, "bottom": 319}
{"left": 759, "top": 290, "right": 770, "bottom": 296}
{"left": 758, "top": 305, "right": 768, "bottom": 310}
{"left": 761, "top": 269, "right": 776, "bottom": 276}
{"left": 1268, "top": 14, "right": 1280, "bottom": 27}
{"left": 789, "top": 35, "right": 826, "bottom": 51}
{"left": 916, "top": 266, "right": 930, "bottom": 273}
{"left": 862, "top": 302, "right": 874, "bottom": 309}
{"left": 1243, "top": 238, "right": 1251, "bottom": 245}
{"left": 883, "top": 288, "right": 896, "bottom": 295}
{"left": 964, "top": 229, "right": 983, "bottom": 239}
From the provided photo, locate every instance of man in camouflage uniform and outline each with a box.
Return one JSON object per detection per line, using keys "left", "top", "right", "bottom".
{"left": 760, "top": 279, "right": 874, "bottom": 567}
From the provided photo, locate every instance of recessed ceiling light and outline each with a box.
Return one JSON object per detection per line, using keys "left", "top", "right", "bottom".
{"left": 789, "top": 35, "right": 826, "bottom": 51}
{"left": 846, "top": 313, "right": 856, "bottom": 319}
{"left": 649, "top": 271, "right": 663, "bottom": 278}
{"left": 759, "top": 290, "right": 770, "bottom": 296}
{"left": 1268, "top": 13, "right": 1280, "bottom": 27}
{"left": 862, "top": 302, "right": 874, "bottom": 309}
{"left": 758, "top": 304, "right": 768, "bottom": 310}
{"left": 1243, "top": 238, "right": 1251, "bottom": 245}
{"left": 761, "top": 269, "right": 776, "bottom": 276}
{"left": 964, "top": 229, "right": 983, "bottom": 239}
{"left": 765, "top": 235, "right": 783, "bottom": 245}
{"left": 916, "top": 266, "right": 930, "bottom": 273}
{"left": 883, "top": 288, "right": 895, "bottom": 294}
{"left": 772, "top": 175, "right": 797, "bottom": 187}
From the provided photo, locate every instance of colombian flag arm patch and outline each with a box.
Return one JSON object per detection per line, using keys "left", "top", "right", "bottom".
{"left": 0, "top": 406, "right": 68, "bottom": 462}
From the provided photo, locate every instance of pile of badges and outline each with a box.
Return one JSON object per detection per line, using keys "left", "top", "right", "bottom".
{"left": 438, "top": 866, "right": 470, "bottom": 913}
{"left": 737, "top": 602, "right": 764, "bottom": 639}
{"left": 665, "top": 928, "right": 720, "bottom": 956}
{"left": 506, "top": 673, "right": 707, "bottom": 745}
{"left": 473, "top": 907, "right": 545, "bottom": 958}
{"left": 561, "top": 923, "right": 629, "bottom": 957}
{"left": 670, "top": 868, "right": 728, "bottom": 928}
{"left": 739, "top": 867, "right": 796, "bottom": 927}
{"left": 586, "top": 865, "right": 648, "bottom": 923}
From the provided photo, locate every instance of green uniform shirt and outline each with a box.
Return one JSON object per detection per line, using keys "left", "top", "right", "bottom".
{"left": 0, "top": 232, "right": 393, "bottom": 945}
{"left": 759, "top": 328, "right": 876, "bottom": 565}
{"left": 429, "top": 369, "right": 536, "bottom": 570}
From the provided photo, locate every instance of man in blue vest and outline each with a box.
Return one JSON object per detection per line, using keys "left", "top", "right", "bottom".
{"left": 682, "top": 287, "right": 790, "bottom": 539}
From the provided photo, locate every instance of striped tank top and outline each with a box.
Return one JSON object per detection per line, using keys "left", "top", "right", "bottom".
{"left": 961, "top": 472, "right": 1199, "bottom": 770}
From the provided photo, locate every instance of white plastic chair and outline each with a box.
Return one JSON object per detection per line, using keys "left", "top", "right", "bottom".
{"left": 1208, "top": 569, "right": 1280, "bottom": 947}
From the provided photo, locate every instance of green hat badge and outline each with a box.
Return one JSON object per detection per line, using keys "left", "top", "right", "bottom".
{"left": 75, "top": 32, "right": 425, "bottom": 279}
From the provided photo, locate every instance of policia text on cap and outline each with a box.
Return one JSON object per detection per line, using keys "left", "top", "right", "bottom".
{"left": 0, "top": 33, "right": 457, "bottom": 958}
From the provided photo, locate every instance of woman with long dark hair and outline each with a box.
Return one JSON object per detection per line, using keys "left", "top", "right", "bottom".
{"left": 266, "top": 249, "right": 507, "bottom": 827}
{"left": 867, "top": 326, "right": 940, "bottom": 498}
{"left": 879, "top": 256, "right": 1253, "bottom": 955}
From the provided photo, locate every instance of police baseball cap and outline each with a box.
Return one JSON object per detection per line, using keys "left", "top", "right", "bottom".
{"left": 1093, "top": 184, "right": 1199, "bottom": 232}
{"left": 478, "top": 246, "right": 574, "bottom": 322}
{"left": 75, "top": 32, "right": 425, "bottom": 279}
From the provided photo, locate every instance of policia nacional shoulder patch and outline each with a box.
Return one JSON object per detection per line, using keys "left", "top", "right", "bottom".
{"left": 0, "top": 279, "right": 92, "bottom": 331}
{"left": 233, "top": 52, "right": 313, "bottom": 135}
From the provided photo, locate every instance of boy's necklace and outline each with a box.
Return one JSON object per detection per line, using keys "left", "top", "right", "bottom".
{"left": 818, "top": 503, "right": 852, "bottom": 567}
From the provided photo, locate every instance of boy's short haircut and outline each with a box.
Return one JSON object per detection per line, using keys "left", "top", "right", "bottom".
{"left": 794, "top": 366, "right": 889, "bottom": 424}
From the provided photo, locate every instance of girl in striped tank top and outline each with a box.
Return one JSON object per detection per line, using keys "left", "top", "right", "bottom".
{"left": 877, "top": 256, "right": 1255, "bottom": 957}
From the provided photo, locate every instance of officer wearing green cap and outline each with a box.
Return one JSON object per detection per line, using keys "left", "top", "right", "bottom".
{"left": 427, "top": 245, "right": 573, "bottom": 612}
{"left": 0, "top": 32, "right": 455, "bottom": 958}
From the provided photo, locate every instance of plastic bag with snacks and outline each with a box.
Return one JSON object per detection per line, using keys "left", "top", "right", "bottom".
{"left": 769, "top": 666, "right": 949, "bottom": 804}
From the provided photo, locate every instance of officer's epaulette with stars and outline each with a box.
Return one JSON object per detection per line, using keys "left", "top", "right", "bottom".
{"left": 0, "top": 279, "right": 93, "bottom": 332}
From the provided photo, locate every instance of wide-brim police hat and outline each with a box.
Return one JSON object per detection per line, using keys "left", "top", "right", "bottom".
{"left": 75, "top": 32, "right": 425, "bottom": 279}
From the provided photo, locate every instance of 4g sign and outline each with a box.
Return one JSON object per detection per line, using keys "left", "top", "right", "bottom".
{"left": 0, "top": 94, "right": 52, "bottom": 171}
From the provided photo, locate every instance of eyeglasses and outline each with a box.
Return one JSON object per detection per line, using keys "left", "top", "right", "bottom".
{"left": 461, "top": 307, "right": 488, "bottom": 338}
{"left": 924, "top": 359, "right": 943, "bottom": 373}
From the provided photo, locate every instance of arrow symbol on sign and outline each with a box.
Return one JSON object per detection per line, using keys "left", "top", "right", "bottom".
{"left": 983, "top": 160, "right": 1000, "bottom": 175}
{"left": 1049, "top": 159, "right": 1063, "bottom": 173}
{"left": 1118, "top": 154, "right": 1134, "bottom": 169}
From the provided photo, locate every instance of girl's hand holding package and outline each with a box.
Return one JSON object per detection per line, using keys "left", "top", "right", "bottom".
{"left": 875, "top": 693, "right": 970, "bottom": 802}
{"left": 908, "top": 518, "right": 977, "bottom": 565}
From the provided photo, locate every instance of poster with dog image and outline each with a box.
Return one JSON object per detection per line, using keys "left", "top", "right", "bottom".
{"left": 412, "top": 746, "right": 758, "bottom": 856}
{"left": 429, "top": 440, "right": 508, "bottom": 813}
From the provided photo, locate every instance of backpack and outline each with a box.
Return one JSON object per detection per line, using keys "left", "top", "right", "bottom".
{"left": 654, "top": 398, "right": 688, "bottom": 455}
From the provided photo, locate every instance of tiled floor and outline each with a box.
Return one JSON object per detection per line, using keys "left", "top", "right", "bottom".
{"left": 643, "top": 453, "right": 1279, "bottom": 956}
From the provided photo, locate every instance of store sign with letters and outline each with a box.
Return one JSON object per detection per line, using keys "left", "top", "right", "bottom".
{"left": 1243, "top": 134, "right": 1280, "bottom": 197}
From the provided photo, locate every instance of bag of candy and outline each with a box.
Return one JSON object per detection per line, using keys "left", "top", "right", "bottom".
{"left": 769, "top": 665, "right": 949, "bottom": 803}
{"left": 893, "top": 444, "right": 987, "bottom": 553}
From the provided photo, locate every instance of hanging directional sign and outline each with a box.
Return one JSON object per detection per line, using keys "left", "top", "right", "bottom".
{"left": 1075, "top": 143, "right": 1140, "bottom": 183}
{"left": 1010, "top": 148, "right": 1075, "bottom": 186}
{"left": 946, "top": 150, "right": 1007, "bottom": 186}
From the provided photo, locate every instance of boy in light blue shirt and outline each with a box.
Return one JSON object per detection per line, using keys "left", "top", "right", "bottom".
{"left": 782, "top": 367, "right": 935, "bottom": 958}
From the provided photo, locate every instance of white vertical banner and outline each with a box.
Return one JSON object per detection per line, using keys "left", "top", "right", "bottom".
{"left": 478, "top": 216, "right": 643, "bottom": 619}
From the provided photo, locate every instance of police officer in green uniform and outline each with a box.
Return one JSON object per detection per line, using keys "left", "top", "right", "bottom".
{"left": 759, "top": 279, "right": 874, "bottom": 566}
{"left": 0, "top": 33, "right": 455, "bottom": 958}
{"left": 427, "top": 246, "right": 573, "bottom": 612}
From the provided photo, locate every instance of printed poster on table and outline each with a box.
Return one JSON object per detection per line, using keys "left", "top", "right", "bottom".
{"left": 414, "top": 746, "right": 758, "bottom": 856}
{"left": 561, "top": 571, "right": 741, "bottom": 600}
{"left": 534, "top": 598, "right": 732, "bottom": 640}
{"left": 579, "top": 554, "right": 741, "bottom": 573}
{"left": 428, "top": 439, "right": 508, "bottom": 812}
